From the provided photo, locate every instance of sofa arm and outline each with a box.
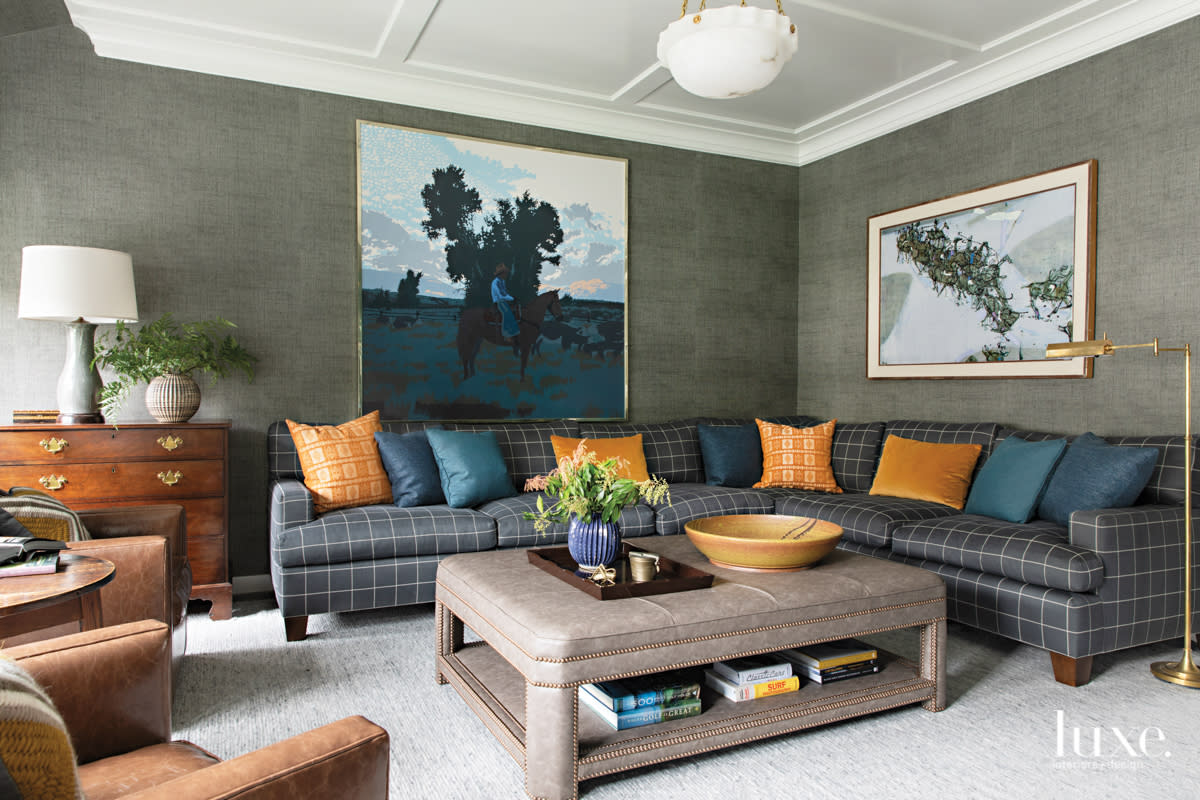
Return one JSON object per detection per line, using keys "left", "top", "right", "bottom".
{"left": 1070, "top": 504, "right": 1186, "bottom": 567}
{"left": 80, "top": 505, "right": 193, "bottom": 616}
{"left": 5, "top": 620, "right": 171, "bottom": 764}
{"left": 124, "top": 716, "right": 389, "bottom": 800}
{"left": 270, "top": 479, "right": 315, "bottom": 536}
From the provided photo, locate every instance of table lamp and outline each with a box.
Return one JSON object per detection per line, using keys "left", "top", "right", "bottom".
{"left": 18, "top": 245, "right": 139, "bottom": 424}
{"left": 1045, "top": 334, "right": 1199, "bottom": 688}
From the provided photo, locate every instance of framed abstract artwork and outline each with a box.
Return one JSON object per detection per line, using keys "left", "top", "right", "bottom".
{"left": 357, "top": 121, "right": 628, "bottom": 420}
{"left": 866, "top": 160, "right": 1097, "bottom": 379}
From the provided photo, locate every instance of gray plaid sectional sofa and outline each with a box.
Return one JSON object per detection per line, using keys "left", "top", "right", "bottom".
{"left": 266, "top": 417, "right": 1196, "bottom": 686}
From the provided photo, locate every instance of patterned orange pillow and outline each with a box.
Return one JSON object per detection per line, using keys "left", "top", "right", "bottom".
{"left": 287, "top": 411, "right": 391, "bottom": 514}
{"left": 550, "top": 435, "right": 650, "bottom": 482}
{"left": 752, "top": 418, "right": 842, "bottom": 493}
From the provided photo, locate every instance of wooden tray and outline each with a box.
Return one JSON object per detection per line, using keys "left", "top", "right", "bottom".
{"left": 527, "top": 542, "right": 714, "bottom": 600}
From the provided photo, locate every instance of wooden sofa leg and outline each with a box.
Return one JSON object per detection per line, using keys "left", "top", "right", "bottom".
{"left": 1050, "top": 652, "right": 1093, "bottom": 686}
{"left": 284, "top": 615, "right": 309, "bottom": 642}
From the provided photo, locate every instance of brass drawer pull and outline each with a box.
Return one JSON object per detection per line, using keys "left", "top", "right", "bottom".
{"left": 39, "top": 437, "right": 69, "bottom": 454}
{"left": 157, "top": 470, "right": 183, "bottom": 487}
{"left": 157, "top": 435, "right": 184, "bottom": 452}
{"left": 38, "top": 475, "right": 68, "bottom": 491}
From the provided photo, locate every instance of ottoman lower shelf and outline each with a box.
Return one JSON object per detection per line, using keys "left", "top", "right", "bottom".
{"left": 439, "top": 639, "right": 937, "bottom": 784}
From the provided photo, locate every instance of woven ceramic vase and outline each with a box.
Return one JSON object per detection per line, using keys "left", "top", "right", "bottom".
{"left": 567, "top": 513, "right": 620, "bottom": 575}
{"left": 145, "top": 373, "right": 201, "bottom": 423}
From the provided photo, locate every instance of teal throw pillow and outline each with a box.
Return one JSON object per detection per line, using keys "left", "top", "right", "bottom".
{"left": 1036, "top": 433, "right": 1159, "bottom": 526}
{"left": 964, "top": 436, "right": 1067, "bottom": 523}
{"left": 425, "top": 429, "right": 516, "bottom": 508}
{"left": 698, "top": 423, "right": 763, "bottom": 487}
{"left": 375, "top": 429, "right": 445, "bottom": 508}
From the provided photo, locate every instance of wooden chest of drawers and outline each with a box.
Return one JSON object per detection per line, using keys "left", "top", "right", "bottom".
{"left": 0, "top": 420, "right": 232, "bottom": 619}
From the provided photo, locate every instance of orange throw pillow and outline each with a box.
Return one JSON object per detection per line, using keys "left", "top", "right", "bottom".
{"left": 550, "top": 435, "right": 650, "bottom": 482}
{"left": 753, "top": 418, "right": 842, "bottom": 493}
{"left": 287, "top": 411, "right": 391, "bottom": 514}
{"left": 869, "top": 435, "right": 982, "bottom": 510}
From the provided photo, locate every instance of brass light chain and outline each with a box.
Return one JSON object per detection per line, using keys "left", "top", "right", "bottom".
{"left": 680, "top": 1, "right": 786, "bottom": 17}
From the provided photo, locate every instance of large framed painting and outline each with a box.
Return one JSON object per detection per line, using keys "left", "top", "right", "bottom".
{"left": 867, "top": 160, "right": 1097, "bottom": 379}
{"left": 357, "top": 121, "right": 628, "bottom": 420}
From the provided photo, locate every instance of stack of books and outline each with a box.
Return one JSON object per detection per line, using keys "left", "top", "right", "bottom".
{"left": 706, "top": 654, "right": 799, "bottom": 702}
{"left": 578, "top": 669, "right": 702, "bottom": 730}
{"left": 779, "top": 638, "right": 880, "bottom": 684}
{"left": 0, "top": 535, "right": 67, "bottom": 577}
{"left": 11, "top": 409, "right": 59, "bottom": 425}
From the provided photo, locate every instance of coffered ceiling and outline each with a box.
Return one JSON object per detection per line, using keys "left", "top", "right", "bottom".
{"left": 62, "top": 0, "right": 1200, "bottom": 165}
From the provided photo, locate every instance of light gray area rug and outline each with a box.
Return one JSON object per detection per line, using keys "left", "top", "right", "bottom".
{"left": 174, "top": 600, "right": 1197, "bottom": 799}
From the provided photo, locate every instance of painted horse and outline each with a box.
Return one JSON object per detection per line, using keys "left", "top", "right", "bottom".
{"left": 456, "top": 289, "right": 564, "bottom": 381}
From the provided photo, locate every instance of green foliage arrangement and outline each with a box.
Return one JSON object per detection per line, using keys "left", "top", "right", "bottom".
{"left": 91, "top": 314, "right": 258, "bottom": 418}
{"left": 523, "top": 442, "right": 670, "bottom": 535}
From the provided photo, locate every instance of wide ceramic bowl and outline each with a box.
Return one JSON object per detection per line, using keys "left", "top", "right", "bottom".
{"left": 684, "top": 514, "right": 844, "bottom": 572}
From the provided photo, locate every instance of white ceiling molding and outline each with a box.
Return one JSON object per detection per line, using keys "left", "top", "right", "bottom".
{"left": 64, "top": 0, "right": 1200, "bottom": 166}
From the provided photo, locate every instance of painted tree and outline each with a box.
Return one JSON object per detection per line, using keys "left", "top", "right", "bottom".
{"left": 421, "top": 164, "right": 563, "bottom": 308}
{"left": 395, "top": 269, "right": 423, "bottom": 308}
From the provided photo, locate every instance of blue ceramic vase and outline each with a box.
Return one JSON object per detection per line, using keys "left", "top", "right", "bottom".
{"left": 568, "top": 513, "right": 621, "bottom": 574}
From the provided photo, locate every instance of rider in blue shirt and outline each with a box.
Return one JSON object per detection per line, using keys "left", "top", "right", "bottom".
{"left": 491, "top": 263, "right": 520, "bottom": 340}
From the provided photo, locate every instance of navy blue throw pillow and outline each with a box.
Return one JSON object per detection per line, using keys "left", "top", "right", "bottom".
{"left": 1037, "top": 433, "right": 1158, "bottom": 526}
{"left": 425, "top": 428, "right": 517, "bottom": 508}
{"left": 375, "top": 429, "right": 445, "bottom": 507}
{"left": 697, "top": 423, "right": 763, "bottom": 488}
{"left": 964, "top": 436, "right": 1067, "bottom": 523}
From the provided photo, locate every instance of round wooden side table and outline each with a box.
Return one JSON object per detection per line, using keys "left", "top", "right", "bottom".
{"left": 0, "top": 553, "right": 116, "bottom": 641}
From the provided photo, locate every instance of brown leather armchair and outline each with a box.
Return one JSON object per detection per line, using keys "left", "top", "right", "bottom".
{"left": 4, "top": 504, "right": 192, "bottom": 673}
{"left": 4, "top": 619, "right": 390, "bottom": 799}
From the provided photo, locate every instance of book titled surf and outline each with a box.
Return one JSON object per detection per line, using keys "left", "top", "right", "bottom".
{"left": 711, "top": 654, "right": 792, "bottom": 685}
{"left": 703, "top": 669, "right": 801, "bottom": 702}
{"left": 582, "top": 669, "right": 702, "bottom": 712}
{"left": 578, "top": 686, "right": 702, "bottom": 730}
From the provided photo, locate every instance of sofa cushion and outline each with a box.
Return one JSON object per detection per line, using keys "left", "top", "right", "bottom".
{"left": 964, "top": 436, "right": 1067, "bottom": 523}
{"left": 650, "top": 483, "right": 775, "bottom": 535}
{"left": 550, "top": 434, "right": 650, "bottom": 481}
{"left": 697, "top": 423, "right": 762, "bottom": 487}
{"left": 891, "top": 516, "right": 1103, "bottom": 593}
{"left": 1037, "top": 433, "right": 1158, "bottom": 526}
{"left": 830, "top": 422, "right": 885, "bottom": 493}
{"left": 375, "top": 429, "right": 445, "bottom": 507}
{"left": 579, "top": 420, "right": 704, "bottom": 483}
{"left": 273, "top": 504, "right": 498, "bottom": 567}
{"left": 426, "top": 429, "right": 517, "bottom": 508}
{"left": 448, "top": 421, "right": 580, "bottom": 486}
{"left": 753, "top": 418, "right": 841, "bottom": 493}
{"left": 869, "top": 436, "right": 981, "bottom": 510}
{"left": 884, "top": 420, "right": 999, "bottom": 474}
{"left": 270, "top": 419, "right": 431, "bottom": 482}
{"left": 476, "top": 493, "right": 657, "bottom": 549}
{"left": 774, "top": 491, "right": 960, "bottom": 548}
{"left": 287, "top": 412, "right": 392, "bottom": 514}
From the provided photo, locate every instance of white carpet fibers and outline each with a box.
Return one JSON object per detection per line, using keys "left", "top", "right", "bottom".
{"left": 174, "top": 599, "right": 1197, "bottom": 799}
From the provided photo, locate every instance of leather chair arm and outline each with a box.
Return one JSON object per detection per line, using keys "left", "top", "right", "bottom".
{"left": 119, "top": 716, "right": 390, "bottom": 800}
{"left": 64, "top": 535, "right": 170, "bottom": 629}
{"left": 79, "top": 505, "right": 192, "bottom": 602}
{"left": 5, "top": 620, "right": 172, "bottom": 764}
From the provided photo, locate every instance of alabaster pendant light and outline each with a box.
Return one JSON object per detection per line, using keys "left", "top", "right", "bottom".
{"left": 658, "top": 1, "right": 799, "bottom": 99}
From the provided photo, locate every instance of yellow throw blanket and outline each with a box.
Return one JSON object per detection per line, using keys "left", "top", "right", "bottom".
{"left": 0, "top": 657, "right": 82, "bottom": 800}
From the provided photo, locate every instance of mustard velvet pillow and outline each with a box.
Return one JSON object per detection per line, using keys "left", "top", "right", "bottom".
{"left": 752, "top": 418, "right": 842, "bottom": 493}
{"left": 869, "top": 435, "right": 982, "bottom": 509}
{"left": 287, "top": 411, "right": 392, "bottom": 514}
{"left": 550, "top": 435, "right": 650, "bottom": 482}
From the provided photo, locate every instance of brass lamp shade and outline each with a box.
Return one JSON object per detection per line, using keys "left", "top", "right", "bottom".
{"left": 1043, "top": 339, "right": 1114, "bottom": 358}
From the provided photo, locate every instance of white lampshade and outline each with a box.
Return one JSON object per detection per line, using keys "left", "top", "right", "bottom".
{"left": 18, "top": 245, "right": 139, "bottom": 323}
{"left": 658, "top": 3, "right": 798, "bottom": 99}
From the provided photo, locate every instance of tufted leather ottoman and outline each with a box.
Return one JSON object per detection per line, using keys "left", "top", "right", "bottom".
{"left": 436, "top": 534, "right": 946, "bottom": 800}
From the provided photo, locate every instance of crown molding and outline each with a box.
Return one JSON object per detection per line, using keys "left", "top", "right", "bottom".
{"left": 69, "top": 0, "right": 1200, "bottom": 167}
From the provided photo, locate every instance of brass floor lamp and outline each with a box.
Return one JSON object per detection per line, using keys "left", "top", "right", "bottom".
{"left": 1046, "top": 335, "right": 1199, "bottom": 688}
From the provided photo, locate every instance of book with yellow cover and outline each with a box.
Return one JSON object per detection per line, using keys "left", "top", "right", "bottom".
{"left": 703, "top": 669, "right": 801, "bottom": 702}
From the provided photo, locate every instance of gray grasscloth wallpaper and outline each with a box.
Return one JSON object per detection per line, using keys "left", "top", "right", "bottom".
{"left": 797, "top": 17, "right": 1200, "bottom": 436}
{"left": 0, "top": 25, "right": 799, "bottom": 582}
